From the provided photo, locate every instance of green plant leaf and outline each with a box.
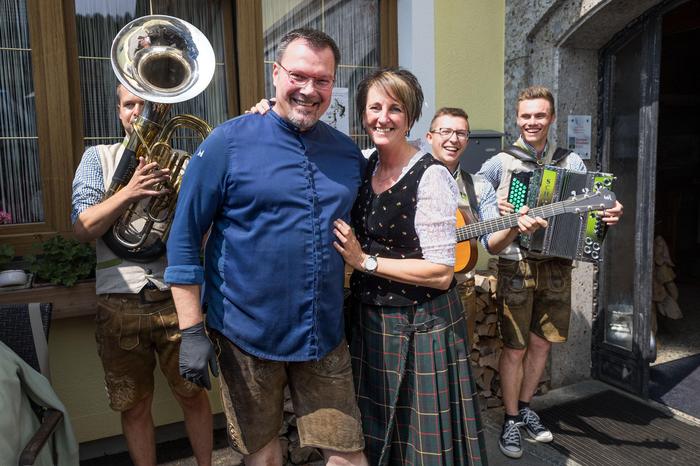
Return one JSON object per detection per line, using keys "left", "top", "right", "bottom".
{"left": 29, "top": 235, "right": 96, "bottom": 286}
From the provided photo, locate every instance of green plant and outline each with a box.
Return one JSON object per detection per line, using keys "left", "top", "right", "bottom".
{"left": 0, "top": 243, "right": 14, "bottom": 268}
{"left": 27, "top": 235, "right": 95, "bottom": 286}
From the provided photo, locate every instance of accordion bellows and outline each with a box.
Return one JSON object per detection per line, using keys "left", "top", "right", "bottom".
{"left": 508, "top": 166, "right": 614, "bottom": 262}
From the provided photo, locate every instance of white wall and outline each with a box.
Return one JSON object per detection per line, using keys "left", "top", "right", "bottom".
{"left": 397, "top": 0, "right": 435, "bottom": 141}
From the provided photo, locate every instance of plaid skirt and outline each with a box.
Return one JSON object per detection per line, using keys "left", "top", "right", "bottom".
{"left": 349, "top": 287, "right": 487, "bottom": 465}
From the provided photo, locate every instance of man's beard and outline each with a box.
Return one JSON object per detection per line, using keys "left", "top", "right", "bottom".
{"left": 287, "top": 109, "right": 319, "bottom": 131}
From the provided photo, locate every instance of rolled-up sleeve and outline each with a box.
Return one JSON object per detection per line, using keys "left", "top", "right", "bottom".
{"left": 476, "top": 181, "right": 500, "bottom": 253}
{"left": 165, "top": 128, "right": 229, "bottom": 285}
{"left": 476, "top": 155, "right": 502, "bottom": 190}
{"left": 568, "top": 154, "right": 586, "bottom": 171}
{"left": 71, "top": 147, "right": 104, "bottom": 224}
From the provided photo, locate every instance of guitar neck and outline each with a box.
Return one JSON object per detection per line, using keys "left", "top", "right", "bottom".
{"left": 456, "top": 202, "right": 572, "bottom": 243}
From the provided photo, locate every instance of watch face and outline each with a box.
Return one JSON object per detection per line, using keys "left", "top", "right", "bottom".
{"left": 364, "top": 255, "right": 378, "bottom": 272}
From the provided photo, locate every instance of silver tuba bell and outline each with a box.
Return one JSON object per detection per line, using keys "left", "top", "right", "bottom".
{"left": 102, "top": 15, "right": 215, "bottom": 263}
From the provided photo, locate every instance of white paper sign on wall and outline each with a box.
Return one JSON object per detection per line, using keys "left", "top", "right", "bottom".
{"left": 567, "top": 115, "right": 592, "bottom": 159}
{"left": 321, "top": 87, "right": 349, "bottom": 135}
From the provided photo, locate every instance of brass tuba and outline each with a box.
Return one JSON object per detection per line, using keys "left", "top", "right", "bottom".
{"left": 102, "top": 15, "right": 215, "bottom": 262}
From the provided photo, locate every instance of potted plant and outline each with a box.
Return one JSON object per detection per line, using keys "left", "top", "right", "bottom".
{"left": 0, "top": 243, "right": 32, "bottom": 288}
{"left": 26, "top": 235, "right": 95, "bottom": 287}
{"left": 0, "top": 211, "right": 32, "bottom": 289}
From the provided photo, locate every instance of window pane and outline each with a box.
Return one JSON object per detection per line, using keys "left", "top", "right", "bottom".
{"left": 149, "top": 0, "right": 229, "bottom": 153}
{"left": 0, "top": 0, "right": 44, "bottom": 225}
{"left": 603, "top": 31, "right": 644, "bottom": 351}
{"left": 75, "top": 0, "right": 229, "bottom": 153}
{"left": 262, "top": 0, "right": 380, "bottom": 150}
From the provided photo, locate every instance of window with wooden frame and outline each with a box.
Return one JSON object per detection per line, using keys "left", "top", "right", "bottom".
{"left": 0, "top": 0, "right": 42, "bottom": 228}
{"left": 0, "top": 0, "right": 80, "bottom": 255}
{"left": 0, "top": 0, "right": 396, "bottom": 254}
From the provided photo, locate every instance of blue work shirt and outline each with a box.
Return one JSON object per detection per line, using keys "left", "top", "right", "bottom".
{"left": 165, "top": 110, "right": 365, "bottom": 361}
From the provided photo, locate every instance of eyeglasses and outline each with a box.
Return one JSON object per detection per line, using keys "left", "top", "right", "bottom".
{"left": 430, "top": 128, "right": 470, "bottom": 140}
{"left": 275, "top": 62, "right": 335, "bottom": 91}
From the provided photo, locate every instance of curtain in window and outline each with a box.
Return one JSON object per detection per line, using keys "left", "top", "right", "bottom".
{"left": 0, "top": 0, "right": 43, "bottom": 225}
{"left": 262, "top": 0, "right": 380, "bottom": 149}
{"left": 75, "top": 0, "right": 229, "bottom": 153}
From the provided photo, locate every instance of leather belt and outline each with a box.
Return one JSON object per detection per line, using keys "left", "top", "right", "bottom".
{"left": 104, "top": 287, "right": 172, "bottom": 304}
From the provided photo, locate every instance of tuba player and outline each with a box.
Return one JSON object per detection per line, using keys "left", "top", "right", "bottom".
{"left": 71, "top": 83, "right": 213, "bottom": 466}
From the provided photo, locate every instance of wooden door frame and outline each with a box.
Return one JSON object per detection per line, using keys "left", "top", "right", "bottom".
{"left": 593, "top": 0, "right": 690, "bottom": 397}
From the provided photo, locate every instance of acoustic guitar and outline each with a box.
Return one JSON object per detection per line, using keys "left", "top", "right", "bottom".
{"left": 454, "top": 188, "right": 617, "bottom": 272}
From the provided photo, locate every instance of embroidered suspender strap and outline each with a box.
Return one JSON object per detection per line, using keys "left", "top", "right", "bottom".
{"left": 504, "top": 145, "right": 573, "bottom": 165}
{"left": 96, "top": 257, "right": 123, "bottom": 269}
{"left": 460, "top": 169, "right": 479, "bottom": 218}
{"left": 503, "top": 145, "right": 537, "bottom": 163}
{"left": 551, "top": 147, "right": 573, "bottom": 164}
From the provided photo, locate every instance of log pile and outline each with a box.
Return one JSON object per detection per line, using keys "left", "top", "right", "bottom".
{"left": 469, "top": 259, "right": 549, "bottom": 408}
{"left": 652, "top": 235, "right": 682, "bottom": 331}
{"left": 470, "top": 261, "right": 504, "bottom": 407}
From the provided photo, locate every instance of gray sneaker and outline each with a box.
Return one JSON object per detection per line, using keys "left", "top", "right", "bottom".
{"left": 519, "top": 407, "right": 553, "bottom": 443}
{"left": 499, "top": 419, "right": 523, "bottom": 458}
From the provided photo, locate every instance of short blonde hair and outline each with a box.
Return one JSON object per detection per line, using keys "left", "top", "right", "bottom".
{"left": 430, "top": 107, "right": 469, "bottom": 129}
{"left": 517, "top": 86, "right": 555, "bottom": 116}
{"left": 355, "top": 67, "right": 424, "bottom": 130}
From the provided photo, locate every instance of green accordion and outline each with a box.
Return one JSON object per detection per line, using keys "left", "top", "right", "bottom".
{"left": 507, "top": 166, "right": 614, "bottom": 262}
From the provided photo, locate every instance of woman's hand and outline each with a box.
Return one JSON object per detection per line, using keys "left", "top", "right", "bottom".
{"left": 334, "top": 218, "right": 455, "bottom": 289}
{"left": 333, "top": 219, "right": 366, "bottom": 271}
{"left": 245, "top": 98, "right": 275, "bottom": 115}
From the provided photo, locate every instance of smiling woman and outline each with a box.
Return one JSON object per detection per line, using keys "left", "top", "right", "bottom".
{"left": 334, "top": 67, "right": 487, "bottom": 466}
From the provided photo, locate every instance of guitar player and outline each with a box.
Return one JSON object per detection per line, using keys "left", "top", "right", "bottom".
{"left": 425, "top": 107, "right": 548, "bottom": 346}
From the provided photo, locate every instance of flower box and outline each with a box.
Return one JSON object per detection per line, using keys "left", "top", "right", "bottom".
{"left": 0, "top": 279, "right": 97, "bottom": 319}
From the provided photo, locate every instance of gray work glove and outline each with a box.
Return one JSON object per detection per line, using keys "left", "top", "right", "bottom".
{"left": 179, "top": 321, "right": 219, "bottom": 390}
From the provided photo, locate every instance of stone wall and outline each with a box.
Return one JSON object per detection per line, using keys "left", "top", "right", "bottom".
{"left": 503, "top": 0, "right": 664, "bottom": 386}
{"left": 505, "top": 0, "right": 663, "bottom": 146}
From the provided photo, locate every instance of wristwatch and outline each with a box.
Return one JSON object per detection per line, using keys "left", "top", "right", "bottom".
{"left": 362, "top": 254, "right": 378, "bottom": 274}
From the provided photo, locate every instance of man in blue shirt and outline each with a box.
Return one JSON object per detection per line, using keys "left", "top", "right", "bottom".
{"left": 165, "top": 28, "right": 367, "bottom": 465}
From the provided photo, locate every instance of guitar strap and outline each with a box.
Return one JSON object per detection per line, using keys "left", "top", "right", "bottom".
{"left": 459, "top": 169, "right": 479, "bottom": 220}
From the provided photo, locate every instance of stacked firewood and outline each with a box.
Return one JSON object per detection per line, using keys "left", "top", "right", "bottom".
{"left": 652, "top": 235, "right": 682, "bottom": 331}
{"left": 469, "top": 259, "right": 549, "bottom": 408}
{"left": 469, "top": 260, "right": 503, "bottom": 407}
